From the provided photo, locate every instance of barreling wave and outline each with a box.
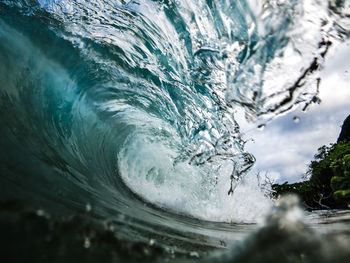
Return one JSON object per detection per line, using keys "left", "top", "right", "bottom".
{"left": 0, "top": 0, "right": 350, "bottom": 254}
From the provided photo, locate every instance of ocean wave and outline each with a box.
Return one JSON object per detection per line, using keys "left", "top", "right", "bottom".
{"left": 0, "top": 0, "right": 350, "bottom": 258}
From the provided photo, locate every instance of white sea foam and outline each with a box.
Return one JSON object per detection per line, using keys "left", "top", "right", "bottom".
{"left": 119, "top": 132, "right": 272, "bottom": 223}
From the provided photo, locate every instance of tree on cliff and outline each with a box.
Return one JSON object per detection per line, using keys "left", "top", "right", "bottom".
{"left": 272, "top": 114, "right": 350, "bottom": 210}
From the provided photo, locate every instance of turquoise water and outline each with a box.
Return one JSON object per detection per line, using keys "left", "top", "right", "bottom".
{"left": 1, "top": 0, "right": 350, "bottom": 262}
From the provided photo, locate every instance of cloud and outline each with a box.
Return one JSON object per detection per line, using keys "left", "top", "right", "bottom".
{"left": 240, "top": 40, "right": 350, "bottom": 184}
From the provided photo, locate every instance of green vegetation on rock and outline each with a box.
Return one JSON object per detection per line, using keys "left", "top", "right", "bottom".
{"left": 272, "top": 115, "right": 350, "bottom": 210}
{"left": 272, "top": 141, "right": 350, "bottom": 209}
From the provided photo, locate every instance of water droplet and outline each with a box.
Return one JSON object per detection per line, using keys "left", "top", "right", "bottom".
{"left": 84, "top": 237, "right": 91, "bottom": 249}
{"left": 293, "top": 116, "right": 300, "bottom": 123}
{"left": 149, "top": 239, "right": 155, "bottom": 246}
{"left": 86, "top": 203, "right": 92, "bottom": 212}
{"left": 103, "top": 220, "right": 115, "bottom": 231}
{"left": 36, "top": 209, "right": 45, "bottom": 217}
{"left": 257, "top": 124, "right": 265, "bottom": 131}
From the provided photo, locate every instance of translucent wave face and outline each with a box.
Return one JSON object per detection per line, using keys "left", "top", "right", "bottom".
{"left": 1, "top": 0, "right": 349, "bottom": 223}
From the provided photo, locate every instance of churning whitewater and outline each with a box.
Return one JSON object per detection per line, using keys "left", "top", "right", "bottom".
{"left": 1, "top": 0, "right": 350, "bottom": 260}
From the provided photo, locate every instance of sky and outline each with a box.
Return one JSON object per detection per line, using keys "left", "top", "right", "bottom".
{"left": 239, "top": 40, "right": 350, "bottom": 184}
